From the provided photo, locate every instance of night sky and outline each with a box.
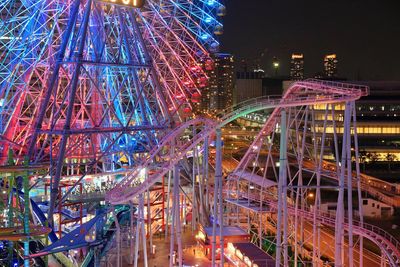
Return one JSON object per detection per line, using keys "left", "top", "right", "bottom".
{"left": 220, "top": 0, "right": 400, "bottom": 80}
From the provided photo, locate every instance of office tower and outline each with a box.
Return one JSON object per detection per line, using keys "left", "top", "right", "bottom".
{"left": 324, "top": 54, "right": 338, "bottom": 77}
{"left": 200, "top": 53, "right": 234, "bottom": 115}
{"left": 290, "top": 53, "right": 304, "bottom": 80}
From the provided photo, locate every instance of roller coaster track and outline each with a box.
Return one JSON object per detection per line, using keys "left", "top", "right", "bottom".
{"left": 106, "top": 79, "right": 400, "bottom": 265}
{"left": 237, "top": 192, "right": 400, "bottom": 266}
{"left": 318, "top": 160, "right": 400, "bottom": 207}
{"left": 107, "top": 79, "right": 368, "bottom": 204}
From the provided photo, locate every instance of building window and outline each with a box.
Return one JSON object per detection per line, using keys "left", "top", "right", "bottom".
{"left": 363, "top": 200, "right": 368, "bottom": 205}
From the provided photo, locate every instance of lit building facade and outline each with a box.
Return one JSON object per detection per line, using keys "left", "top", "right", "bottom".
{"left": 290, "top": 53, "right": 304, "bottom": 80}
{"left": 199, "top": 53, "right": 234, "bottom": 115}
{"left": 324, "top": 54, "right": 338, "bottom": 77}
{"left": 313, "top": 81, "right": 400, "bottom": 165}
{"left": 239, "top": 80, "right": 400, "bottom": 166}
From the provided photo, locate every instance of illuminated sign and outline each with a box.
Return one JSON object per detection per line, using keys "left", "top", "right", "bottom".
{"left": 99, "top": 0, "right": 145, "bottom": 8}
{"left": 291, "top": 54, "right": 304, "bottom": 59}
{"left": 325, "top": 54, "right": 337, "bottom": 59}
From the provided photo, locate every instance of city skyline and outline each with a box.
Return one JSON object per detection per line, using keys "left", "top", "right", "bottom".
{"left": 220, "top": 0, "right": 400, "bottom": 80}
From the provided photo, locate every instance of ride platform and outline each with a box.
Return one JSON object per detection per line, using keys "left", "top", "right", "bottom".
{"left": 0, "top": 225, "right": 52, "bottom": 241}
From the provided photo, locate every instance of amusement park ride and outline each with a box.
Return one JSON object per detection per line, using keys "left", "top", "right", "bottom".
{"left": 0, "top": 0, "right": 400, "bottom": 266}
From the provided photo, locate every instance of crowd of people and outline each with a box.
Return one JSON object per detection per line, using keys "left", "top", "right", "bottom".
{"left": 71, "top": 179, "right": 117, "bottom": 195}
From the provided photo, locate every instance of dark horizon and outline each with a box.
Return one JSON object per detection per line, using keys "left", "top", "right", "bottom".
{"left": 220, "top": 0, "right": 400, "bottom": 80}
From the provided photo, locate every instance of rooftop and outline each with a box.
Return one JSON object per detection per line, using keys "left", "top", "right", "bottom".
{"left": 232, "top": 242, "right": 275, "bottom": 267}
{"left": 204, "top": 226, "right": 248, "bottom": 237}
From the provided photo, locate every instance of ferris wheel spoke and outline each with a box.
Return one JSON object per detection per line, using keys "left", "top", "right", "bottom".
{"left": 1, "top": 0, "right": 224, "bottom": 168}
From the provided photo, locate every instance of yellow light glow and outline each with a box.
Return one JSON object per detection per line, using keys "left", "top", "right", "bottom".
{"left": 195, "top": 231, "right": 206, "bottom": 242}
{"left": 292, "top": 54, "right": 304, "bottom": 59}
{"left": 325, "top": 54, "right": 337, "bottom": 59}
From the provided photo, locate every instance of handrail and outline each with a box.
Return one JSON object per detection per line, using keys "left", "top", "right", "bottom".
{"left": 304, "top": 79, "right": 370, "bottom": 95}
{"left": 215, "top": 79, "right": 369, "bottom": 120}
{"left": 215, "top": 95, "right": 282, "bottom": 118}
{"left": 231, "top": 190, "right": 400, "bottom": 265}
{"left": 217, "top": 94, "right": 359, "bottom": 128}
{"left": 250, "top": 186, "right": 399, "bottom": 252}
{"left": 321, "top": 160, "right": 399, "bottom": 206}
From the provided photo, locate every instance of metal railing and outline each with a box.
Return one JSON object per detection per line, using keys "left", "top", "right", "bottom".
{"left": 304, "top": 78, "right": 370, "bottom": 96}
{"left": 231, "top": 190, "right": 400, "bottom": 263}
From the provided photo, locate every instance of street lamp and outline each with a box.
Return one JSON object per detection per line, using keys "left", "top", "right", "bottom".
{"left": 272, "top": 57, "right": 280, "bottom": 76}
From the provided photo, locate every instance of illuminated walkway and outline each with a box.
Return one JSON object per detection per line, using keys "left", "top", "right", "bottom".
{"left": 103, "top": 227, "right": 213, "bottom": 267}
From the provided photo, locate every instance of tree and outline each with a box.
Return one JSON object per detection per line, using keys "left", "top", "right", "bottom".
{"left": 366, "top": 152, "right": 380, "bottom": 164}
{"left": 359, "top": 150, "right": 368, "bottom": 172}
{"left": 385, "top": 153, "right": 397, "bottom": 171}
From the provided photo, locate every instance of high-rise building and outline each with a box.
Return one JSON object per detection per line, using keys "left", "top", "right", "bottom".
{"left": 235, "top": 72, "right": 263, "bottom": 104}
{"left": 324, "top": 54, "right": 338, "bottom": 77}
{"left": 290, "top": 53, "right": 304, "bottom": 80}
{"left": 199, "top": 53, "right": 234, "bottom": 115}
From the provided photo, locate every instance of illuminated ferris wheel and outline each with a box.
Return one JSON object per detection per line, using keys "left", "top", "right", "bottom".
{"left": 0, "top": 0, "right": 226, "bottom": 164}
{"left": 0, "top": 0, "right": 225, "bottom": 219}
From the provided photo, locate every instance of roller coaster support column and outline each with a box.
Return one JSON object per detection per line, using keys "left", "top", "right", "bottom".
{"left": 168, "top": 175, "right": 176, "bottom": 267}
{"left": 192, "top": 126, "right": 197, "bottom": 233}
{"left": 146, "top": 189, "right": 153, "bottom": 254}
{"left": 134, "top": 192, "right": 148, "bottom": 267}
{"left": 112, "top": 208, "right": 121, "bottom": 267}
{"left": 6, "top": 150, "right": 15, "bottom": 265}
{"left": 335, "top": 102, "right": 351, "bottom": 267}
{"left": 168, "top": 164, "right": 182, "bottom": 267}
{"left": 345, "top": 102, "right": 354, "bottom": 267}
{"left": 217, "top": 128, "right": 225, "bottom": 266}
{"left": 276, "top": 109, "right": 288, "bottom": 267}
{"left": 196, "top": 142, "right": 205, "bottom": 225}
{"left": 352, "top": 102, "right": 364, "bottom": 267}
{"left": 294, "top": 107, "right": 308, "bottom": 267}
{"left": 22, "top": 157, "right": 30, "bottom": 267}
{"left": 204, "top": 136, "right": 210, "bottom": 211}
{"left": 94, "top": 205, "right": 104, "bottom": 267}
{"left": 130, "top": 201, "right": 135, "bottom": 265}
{"left": 134, "top": 201, "right": 139, "bottom": 267}
{"left": 165, "top": 144, "right": 173, "bottom": 240}
{"left": 174, "top": 165, "right": 183, "bottom": 266}
{"left": 313, "top": 105, "right": 329, "bottom": 264}
{"left": 211, "top": 128, "right": 223, "bottom": 266}
{"left": 162, "top": 176, "right": 165, "bottom": 234}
